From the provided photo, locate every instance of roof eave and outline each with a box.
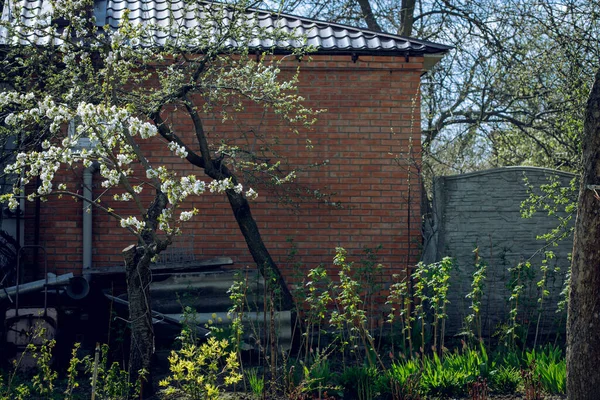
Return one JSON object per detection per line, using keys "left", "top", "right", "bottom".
{"left": 254, "top": 46, "right": 449, "bottom": 58}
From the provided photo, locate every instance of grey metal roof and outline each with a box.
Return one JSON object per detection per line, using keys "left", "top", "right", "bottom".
{"left": 1, "top": 0, "right": 451, "bottom": 56}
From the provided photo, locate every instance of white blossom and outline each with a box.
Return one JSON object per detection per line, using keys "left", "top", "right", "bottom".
{"left": 4, "top": 113, "right": 16, "bottom": 126}
{"left": 7, "top": 197, "right": 18, "bottom": 211}
{"left": 179, "top": 210, "right": 194, "bottom": 221}
{"left": 167, "top": 141, "right": 188, "bottom": 159}
{"left": 245, "top": 188, "right": 258, "bottom": 200}
{"left": 120, "top": 216, "right": 145, "bottom": 231}
{"left": 158, "top": 208, "right": 173, "bottom": 232}
{"left": 0, "top": 9, "right": 306, "bottom": 249}
{"left": 100, "top": 164, "right": 121, "bottom": 188}
{"left": 193, "top": 180, "right": 206, "bottom": 195}
{"left": 209, "top": 177, "right": 234, "bottom": 193}
{"left": 146, "top": 168, "right": 158, "bottom": 179}
{"left": 113, "top": 192, "right": 133, "bottom": 201}
{"left": 129, "top": 117, "right": 157, "bottom": 139}
{"left": 116, "top": 154, "right": 132, "bottom": 167}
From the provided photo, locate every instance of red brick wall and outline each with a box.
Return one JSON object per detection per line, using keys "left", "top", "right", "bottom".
{"left": 26, "top": 54, "right": 424, "bottom": 295}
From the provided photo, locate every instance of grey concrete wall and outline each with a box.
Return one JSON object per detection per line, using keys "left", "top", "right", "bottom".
{"left": 430, "top": 167, "right": 575, "bottom": 339}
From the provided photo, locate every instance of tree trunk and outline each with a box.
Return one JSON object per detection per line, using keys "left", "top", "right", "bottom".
{"left": 399, "top": 0, "right": 416, "bottom": 37}
{"left": 225, "top": 190, "right": 295, "bottom": 310}
{"left": 123, "top": 244, "right": 154, "bottom": 398}
{"left": 152, "top": 106, "right": 295, "bottom": 311}
{"left": 567, "top": 67, "right": 600, "bottom": 399}
{"left": 356, "top": 0, "right": 382, "bottom": 32}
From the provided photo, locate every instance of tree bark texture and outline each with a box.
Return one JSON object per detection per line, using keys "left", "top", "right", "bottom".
{"left": 356, "top": 0, "right": 382, "bottom": 32}
{"left": 399, "top": 0, "right": 416, "bottom": 37}
{"left": 225, "top": 189, "right": 295, "bottom": 310}
{"left": 567, "top": 67, "right": 600, "bottom": 399}
{"left": 159, "top": 102, "right": 296, "bottom": 311}
{"left": 152, "top": 104, "right": 294, "bottom": 311}
{"left": 123, "top": 244, "right": 154, "bottom": 398}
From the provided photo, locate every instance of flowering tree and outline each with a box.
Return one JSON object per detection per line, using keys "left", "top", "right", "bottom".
{"left": 0, "top": 0, "right": 316, "bottom": 390}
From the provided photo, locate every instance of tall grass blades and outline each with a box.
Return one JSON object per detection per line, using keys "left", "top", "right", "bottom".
{"left": 420, "top": 344, "right": 492, "bottom": 397}
{"left": 420, "top": 352, "right": 469, "bottom": 397}
{"left": 386, "top": 359, "right": 421, "bottom": 400}
{"left": 339, "top": 365, "right": 379, "bottom": 400}
{"left": 246, "top": 368, "right": 265, "bottom": 399}
{"left": 490, "top": 366, "right": 521, "bottom": 394}
{"left": 525, "top": 345, "right": 566, "bottom": 394}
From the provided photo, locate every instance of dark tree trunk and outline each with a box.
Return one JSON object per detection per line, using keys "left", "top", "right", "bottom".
{"left": 356, "top": 0, "right": 382, "bottom": 32}
{"left": 225, "top": 189, "right": 294, "bottom": 310}
{"left": 158, "top": 101, "right": 296, "bottom": 311}
{"left": 121, "top": 190, "right": 168, "bottom": 397}
{"left": 399, "top": 0, "right": 416, "bottom": 37}
{"left": 123, "top": 244, "right": 154, "bottom": 398}
{"left": 567, "top": 68, "right": 600, "bottom": 399}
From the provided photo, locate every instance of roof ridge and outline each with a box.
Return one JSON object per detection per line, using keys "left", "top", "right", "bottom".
{"left": 244, "top": 4, "right": 452, "bottom": 51}
{"left": 2, "top": 0, "right": 451, "bottom": 55}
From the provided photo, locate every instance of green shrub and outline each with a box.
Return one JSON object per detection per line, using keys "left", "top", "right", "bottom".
{"left": 307, "top": 358, "right": 337, "bottom": 397}
{"left": 384, "top": 359, "right": 421, "bottom": 400}
{"left": 338, "top": 365, "right": 379, "bottom": 400}
{"left": 0, "top": 372, "right": 31, "bottom": 400}
{"left": 537, "top": 359, "right": 566, "bottom": 395}
{"left": 159, "top": 336, "right": 242, "bottom": 400}
{"left": 420, "top": 353, "right": 470, "bottom": 397}
{"left": 283, "top": 356, "right": 340, "bottom": 400}
{"left": 490, "top": 366, "right": 521, "bottom": 394}
{"left": 526, "top": 345, "right": 566, "bottom": 394}
{"left": 245, "top": 368, "right": 264, "bottom": 399}
{"left": 444, "top": 343, "right": 493, "bottom": 380}
{"left": 419, "top": 344, "right": 492, "bottom": 397}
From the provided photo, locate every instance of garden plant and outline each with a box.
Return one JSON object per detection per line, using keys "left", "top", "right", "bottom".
{"left": 0, "top": 246, "right": 568, "bottom": 400}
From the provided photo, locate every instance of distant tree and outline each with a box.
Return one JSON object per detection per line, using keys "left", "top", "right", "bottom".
{"left": 268, "top": 0, "right": 600, "bottom": 175}
{"left": 0, "top": 0, "right": 316, "bottom": 392}
{"left": 269, "top": 2, "right": 600, "bottom": 393}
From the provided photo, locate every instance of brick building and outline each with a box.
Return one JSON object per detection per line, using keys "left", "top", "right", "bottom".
{"left": 1, "top": 1, "right": 449, "bottom": 297}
